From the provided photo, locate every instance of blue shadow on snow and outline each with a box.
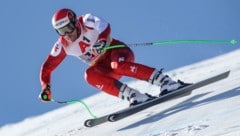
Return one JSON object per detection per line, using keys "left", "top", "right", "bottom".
{"left": 118, "top": 87, "right": 240, "bottom": 131}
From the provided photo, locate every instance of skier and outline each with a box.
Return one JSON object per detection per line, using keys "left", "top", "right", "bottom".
{"left": 39, "top": 8, "right": 189, "bottom": 106}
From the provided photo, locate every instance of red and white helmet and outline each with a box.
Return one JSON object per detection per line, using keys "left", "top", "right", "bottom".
{"left": 52, "top": 8, "right": 77, "bottom": 36}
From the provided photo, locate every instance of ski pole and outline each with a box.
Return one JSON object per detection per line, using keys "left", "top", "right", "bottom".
{"left": 103, "top": 39, "right": 237, "bottom": 51}
{"left": 51, "top": 98, "right": 97, "bottom": 119}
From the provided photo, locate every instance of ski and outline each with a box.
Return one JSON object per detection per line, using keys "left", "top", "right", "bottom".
{"left": 84, "top": 115, "right": 109, "bottom": 127}
{"left": 84, "top": 70, "right": 230, "bottom": 127}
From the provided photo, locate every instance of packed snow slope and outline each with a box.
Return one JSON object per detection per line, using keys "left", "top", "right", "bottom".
{"left": 1, "top": 49, "right": 240, "bottom": 136}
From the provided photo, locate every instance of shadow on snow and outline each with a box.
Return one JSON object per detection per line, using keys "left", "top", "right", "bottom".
{"left": 118, "top": 87, "right": 240, "bottom": 131}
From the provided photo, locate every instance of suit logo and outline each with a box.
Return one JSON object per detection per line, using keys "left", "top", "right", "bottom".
{"left": 130, "top": 65, "right": 137, "bottom": 73}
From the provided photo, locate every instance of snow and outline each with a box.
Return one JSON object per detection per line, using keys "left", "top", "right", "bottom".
{"left": 1, "top": 49, "right": 240, "bottom": 136}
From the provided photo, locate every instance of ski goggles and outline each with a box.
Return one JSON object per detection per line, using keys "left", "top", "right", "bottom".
{"left": 56, "top": 23, "right": 76, "bottom": 36}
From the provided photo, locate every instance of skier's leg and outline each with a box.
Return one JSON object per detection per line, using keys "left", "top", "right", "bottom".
{"left": 109, "top": 45, "right": 156, "bottom": 81}
{"left": 85, "top": 65, "right": 121, "bottom": 96}
{"left": 85, "top": 65, "right": 153, "bottom": 106}
{"left": 113, "top": 62, "right": 190, "bottom": 96}
{"left": 108, "top": 43, "right": 189, "bottom": 96}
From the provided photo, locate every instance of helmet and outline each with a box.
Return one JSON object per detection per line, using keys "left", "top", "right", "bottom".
{"left": 52, "top": 8, "right": 77, "bottom": 36}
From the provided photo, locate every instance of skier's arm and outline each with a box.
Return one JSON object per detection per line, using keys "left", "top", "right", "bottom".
{"left": 39, "top": 43, "right": 66, "bottom": 101}
{"left": 92, "top": 19, "right": 111, "bottom": 54}
{"left": 83, "top": 13, "right": 111, "bottom": 41}
{"left": 40, "top": 53, "right": 66, "bottom": 88}
{"left": 83, "top": 14, "right": 111, "bottom": 54}
{"left": 97, "top": 22, "right": 111, "bottom": 42}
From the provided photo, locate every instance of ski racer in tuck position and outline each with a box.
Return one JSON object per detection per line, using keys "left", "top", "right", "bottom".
{"left": 39, "top": 8, "right": 189, "bottom": 106}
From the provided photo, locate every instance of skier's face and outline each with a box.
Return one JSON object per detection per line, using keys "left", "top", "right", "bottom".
{"left": 56, "top": 23, "right": 75, "bottom": 36}
{"left": 55, "top": 22, "right": 78, "bottom": 42}
{"left": 64, "top": 28, "right": 78, "bottom": 42}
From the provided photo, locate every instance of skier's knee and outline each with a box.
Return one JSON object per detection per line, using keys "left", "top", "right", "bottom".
{"left": 84, "top": 68, "right": 94, "bottom": 83}
{"left": 111, "top": 61, "right": 119, "bottom": 69}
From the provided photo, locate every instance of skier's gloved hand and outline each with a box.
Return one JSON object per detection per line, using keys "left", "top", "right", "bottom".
{"left": 92, "top": 40, "right": 106, "bottom": 55}
{"left": 39, "top": 84, "right": 52, "bottom": 102}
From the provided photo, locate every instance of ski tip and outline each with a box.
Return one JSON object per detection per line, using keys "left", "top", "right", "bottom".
{"left": 84, "top": 119, "right": 93, "bottom": 127}
{"left": 223, "top": 70, "right": 231, "bottom": 78}
{"left": 226, "top": 70, "right": 231, "bottom": 75}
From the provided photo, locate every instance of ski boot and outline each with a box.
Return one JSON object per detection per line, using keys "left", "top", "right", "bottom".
{"left": 119, "top": 84, "right": 156, "bottom": 107}
{"left": 160, "top": 79, "right": 192, "bottom": 96}
{"left": 148, "top": 69, "right": 192, "bottom": 96}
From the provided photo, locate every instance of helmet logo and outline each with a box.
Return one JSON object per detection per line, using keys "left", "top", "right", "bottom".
{"left": 54, "top": 17, "right": 70, "bottom": 29}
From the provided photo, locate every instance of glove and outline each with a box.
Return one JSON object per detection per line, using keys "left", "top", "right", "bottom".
{"left": 39, "top": 84, "right": 52, "bottom": 102}
{"left": 92, "top": 40, "right": 106, "bottom": 55}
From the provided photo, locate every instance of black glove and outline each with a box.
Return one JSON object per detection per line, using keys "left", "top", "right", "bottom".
{"left": 39, "top": 84, "right": 52, "bottom": 102}
{"left": 92, "top": 40, "right": 106, "bottom": 54}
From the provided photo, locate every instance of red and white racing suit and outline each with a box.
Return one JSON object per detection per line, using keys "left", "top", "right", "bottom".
{"left": 40, "top": 14, "right": 155, "bottom": 97}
